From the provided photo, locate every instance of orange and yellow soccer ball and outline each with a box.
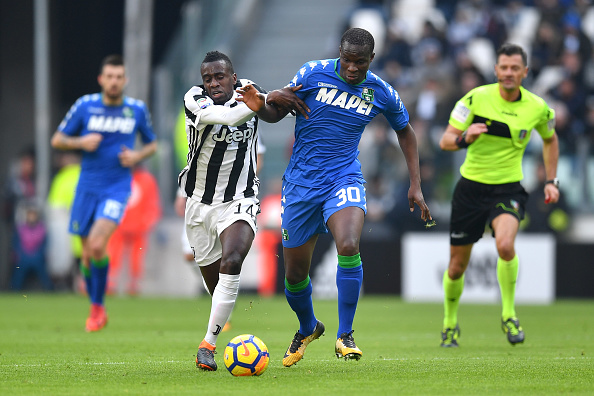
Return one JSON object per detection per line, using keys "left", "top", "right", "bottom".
{"left": 223, "top": 334, "right": 270, "bottom": 376}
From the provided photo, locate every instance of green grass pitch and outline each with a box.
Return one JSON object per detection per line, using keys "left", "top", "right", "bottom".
{"left": 0, "top": 293, "right": 592, "bottom": 395}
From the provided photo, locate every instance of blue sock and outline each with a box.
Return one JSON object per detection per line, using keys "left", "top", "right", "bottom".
{"left": 285, "top": 276, "right": 317, "bottom": 336}
{"left": 336, "top": 254, "right": 363, "bottom": 338}
{"left": 90, "top": 257, "right": 109, "bottom": 305}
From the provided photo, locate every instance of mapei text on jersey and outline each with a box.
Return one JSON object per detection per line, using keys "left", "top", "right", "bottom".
{"left": 315, "top": 88, "right": 374, "bottom": 115}
{"left": 87, "top": 115, "right": 137, "bottom": 134}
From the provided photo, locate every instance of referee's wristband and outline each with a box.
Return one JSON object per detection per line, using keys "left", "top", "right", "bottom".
{"left": 545, "top": 178, "right": 559, "bottom": 188}
{"left": 455, "top": 134, "right": 471, "bottom": 149}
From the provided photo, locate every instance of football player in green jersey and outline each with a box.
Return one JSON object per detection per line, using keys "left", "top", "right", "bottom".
{"left": 438, "top": 43, "right": 560, "bottom": 347}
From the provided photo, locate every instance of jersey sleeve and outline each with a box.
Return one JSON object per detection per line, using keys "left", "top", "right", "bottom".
{"left": 287, "top": 61, "right": 322, "bottom": 99}
{"left": 287, "top": 62, "right": 310, "bottom": 89}
{"left": 382, "top": 85, "right": 410, "bottom": 131}
{"left": 184, "top": 85, "right": 214, "bottom": 127}
{"left": 534, "top": 103, "right": 556, "bottom": 140}
{"left": 136, "top": 101, "right": 156, "bottom": 144}
{"left": 448, "top": 89, "right": 476, "bottom": 132}
{"left": 57, "top": 97, "right": 85, "bottom": 136}
{"left": 199, "top": 103, "right": 254, "bottom": 127}
{"left": 184, "top": 86, "right": 254, "bottom": 127}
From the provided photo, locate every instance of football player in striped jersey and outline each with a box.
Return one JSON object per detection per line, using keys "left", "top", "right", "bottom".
{"left": 180, "top": 51, "right": 307, "bottom": 371}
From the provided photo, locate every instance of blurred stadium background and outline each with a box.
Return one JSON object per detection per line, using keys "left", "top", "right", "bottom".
{"left": 1, "top": 0, "right": 593, "bottom": 299}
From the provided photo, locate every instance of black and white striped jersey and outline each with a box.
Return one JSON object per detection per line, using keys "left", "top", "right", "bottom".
{"left": 178, "top": 79, "right": 264, "bottom": 205}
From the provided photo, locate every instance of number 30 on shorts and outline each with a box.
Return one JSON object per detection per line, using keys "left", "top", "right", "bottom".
{"left": 335, "top": 186, "right": 362, "bottom": 207}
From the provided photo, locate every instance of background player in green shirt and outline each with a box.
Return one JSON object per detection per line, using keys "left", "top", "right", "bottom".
{"left": 438, "top": 43, "right": 560, "bottom": 347}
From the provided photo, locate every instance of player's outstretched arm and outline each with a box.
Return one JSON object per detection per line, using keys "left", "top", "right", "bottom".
{"left": 266, "top": 85, "right": 310, "bottom": 120}
{"left": 51, "top": 131, "right": 103, "bottom": 152}
{"left": 236, "top": 84, "right": 266, "bottom": 112}
{"left": 396, "top": 123, "right": 432, "bottom": 222}
{"left": 236, "top": 84, "right": 304, "bottom": 123}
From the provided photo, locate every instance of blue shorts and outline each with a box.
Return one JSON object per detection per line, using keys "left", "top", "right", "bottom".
{"left": 69, "top": 188, "right": 129, "bottom": 237}
{"left": 280, "top": 179, "right": 367, "bottom": 248}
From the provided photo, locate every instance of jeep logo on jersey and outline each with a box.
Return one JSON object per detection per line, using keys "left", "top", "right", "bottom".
{"left": 87, "top": 115, "right": 136, "bottom": 134}
{"left": 315, "top": 88, "right": 374, "bottom": 115}
{"left": 212, "top": 126, "right": 253, "bottom": 144}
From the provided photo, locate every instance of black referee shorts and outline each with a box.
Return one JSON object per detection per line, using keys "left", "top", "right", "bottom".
{"left": 449, "top": 177, "right": 528, "bottom": 246}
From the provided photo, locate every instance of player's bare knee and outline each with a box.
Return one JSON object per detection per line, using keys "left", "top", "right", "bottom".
{"left": 448, "top": 258, "right": 468, "bottom": 279}
{"left": 87, "top": 243, "right": 105, "bottom": 261}
{"left": 284, "top": 269, "right": 308, "bottom": 286}
{"left": 496, "top": 239, "right": 515, "bottom": 260}
{"left": 220, "top": 254, "right": 243, "bottom": 274}
{"left": 448, "top": 266, "right": 465, "bottom": 280}
{"left": 335, "top": 240, "right": 359, "bottom": 257}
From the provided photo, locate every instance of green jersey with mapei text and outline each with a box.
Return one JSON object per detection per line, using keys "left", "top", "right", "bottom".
{"left": 448, "top": 83, "right": 555, "bottom": 184}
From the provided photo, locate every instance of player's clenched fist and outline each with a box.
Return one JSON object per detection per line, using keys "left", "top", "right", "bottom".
{"left": 79, "top": 133, "right": 103, "bottom": 152}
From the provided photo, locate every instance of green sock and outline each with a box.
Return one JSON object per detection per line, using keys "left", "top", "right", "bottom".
{"left": 337, "top": 253, "right": 361, "bottom": 268}
{"left": 285, "top": 276, "right": 310, "bottom": 293}
{"left": 80, "top": 263, "right": 91, "bottom": 278}
{"left": 91, "top": 256, "right": 109, "bottom": 268}
{"left": 497, "top": 254, "right": 519, "bottom": 320}
{"left": 443, "top": 271, "right": 464, "bottom": 329}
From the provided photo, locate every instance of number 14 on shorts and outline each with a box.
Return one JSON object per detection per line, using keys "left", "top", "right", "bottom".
{"left": 234, "top": 202, "right": 260, "bottom": 220}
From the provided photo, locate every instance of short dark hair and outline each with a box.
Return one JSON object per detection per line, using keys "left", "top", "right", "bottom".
{"left": 202, "top": 51, "right": 234, "bottom": 74}
{"left": 340, "top": 28, "right": 375, "bottom": 55}
{"left": 496, "top": 43, "right": 527, "bottom": 66}
{"left": 100, "top": 54, "right": 124, "bottom": 73}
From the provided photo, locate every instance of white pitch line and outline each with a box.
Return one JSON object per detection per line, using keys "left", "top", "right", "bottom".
{"left": 3, "top": 360, "right": 185, "bottom": 368}
{"left": 3, "top": 356, "right": 589, "bottom": 368}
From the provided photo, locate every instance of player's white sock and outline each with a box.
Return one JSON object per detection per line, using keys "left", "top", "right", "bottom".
{"left": 203, "top": 273, "right": 240, "bottom": 347}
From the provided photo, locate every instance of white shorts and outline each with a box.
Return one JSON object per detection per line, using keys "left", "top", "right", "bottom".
{"left": 185, "top": 196, "right": 259, "bottom": 267}
{"left": 181, "top": 227, "right": 192, "bottom": 256}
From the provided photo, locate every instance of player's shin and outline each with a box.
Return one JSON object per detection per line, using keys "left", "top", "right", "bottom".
{"left": 204, "top": 273, "right": 240, "bottom": 346}
{"left": 285, "top": 276, "right": 317, "bottom": 336}
{"left": 80, "top": 262, "right": 93, "bottom": 299}
{"left": 90, "top": 257, "right": 109, "bottom": 305}
{"left": 443, "top": 271, "right": 464, "bottom": 329}
{"left": 336, "top": 254, "right": 363, "bottom": 337}
{"left": 497, "top": 254, "right": 519, "bottom": 320}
